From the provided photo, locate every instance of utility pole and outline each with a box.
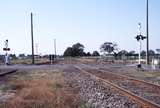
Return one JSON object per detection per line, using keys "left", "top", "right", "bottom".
{"left": 31, "top": 12, "right": 34, "bottom": 64}
{"left": 54, "top": 39, "right": 57, "bottom": 61}
{"left": 36, "top": 43, "right": 38, "bottom": 61}
{"left": 146, "top": 0, "right": 149, "bottom": 65}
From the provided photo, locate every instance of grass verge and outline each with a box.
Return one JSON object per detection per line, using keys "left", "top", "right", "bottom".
{"left": 0, "top": 69, "right": 77, "bottom": 108}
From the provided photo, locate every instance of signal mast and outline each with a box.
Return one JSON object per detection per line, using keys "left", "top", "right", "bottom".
{"left": 135, "top": 23, "right": 146, "bottom": 68}
{"left": 3, "top": 39, "right": 10, "bottom": 65}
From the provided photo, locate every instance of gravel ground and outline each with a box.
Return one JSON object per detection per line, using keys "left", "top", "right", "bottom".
{"left": 81, "top": 64, "right": 160, "bottom": 85}
{"left": 64, "top": 67, "right": 141, "bottom": 108}
{"left": 79, "top": 65, "right": 160, "bottom": 105}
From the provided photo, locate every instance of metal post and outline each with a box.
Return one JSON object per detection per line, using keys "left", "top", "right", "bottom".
{"left": 139, "top": 39, "right": 142, "bottom": 65}
{"left": 138, "top": 23, "right": 142, "bottom": 65}
{"left": 4, "top": 40, "right": 10, "bottom": 65}
{"left": 146, "top": 0, "right": 149, "bottom": 65}
{"left": 31, "top": 12, "right": 34, "bottom": 64}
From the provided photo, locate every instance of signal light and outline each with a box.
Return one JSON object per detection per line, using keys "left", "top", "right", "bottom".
{"left": 135, "top": 35, "right": 146, "bottom": 41}
{"left": 3, "top": 48, "right": 10, "bottom": 51}
{"left": 135, "top": 35, "right": 141, "bottom": 41}
{"left": 141, "top": 36, "right": 146, "bottom": 40}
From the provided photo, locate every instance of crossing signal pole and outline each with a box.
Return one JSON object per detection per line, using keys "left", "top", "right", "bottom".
{"left": 135, "top": 23, "right": 146, "bottom": 68}
{"left": 31, "top": 12, "right": 35, "bottom": 64}
{"left": 3, "top": 39, "right": 10, "bottom": 65}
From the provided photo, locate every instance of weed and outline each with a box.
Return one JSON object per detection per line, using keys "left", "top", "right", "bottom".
{"left": 0, "top": 70, "right": 77, "bottom": 108}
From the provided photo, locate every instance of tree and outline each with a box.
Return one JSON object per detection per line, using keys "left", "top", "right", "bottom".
{"left": 63, "top": 47, "right": 73, "bottom": 57}
{"left": 117, "top": 50, "right": 128, "bottom": 56}
{"left": 128, "top": 50, "right": 136, "bottom": 56}
{"left": 156, "top": 49, "right": 160, "bottom": 60}
{"left": 86, "top": 52, "right": 91, "bottom": 56}
{"left": 156, "top": 49, "right": 160, "bottom": 54}
{"left": 141, "top": 50, "right": 146, "bottom": 56}
{"left": 72, "top": 43, "right": 84, "bottom": 56}
{"left": 72, "top": 43, "right": 84, "bottom": 51}
{"left": 19, "top": 54, "right": 25, "bottom": 58}
{"left": 92, "top": 51, "right": 100, "bottom": 56}
{"left": 100, "top": 42, "right": 118, "bottom": 54}
{"left": 140, "top": 50, "right": 155, "bottom": 56}
{"left": 82, "top": 52, "right": 87, "bottom": 56}
{"left": 0, "top": 55, "right": 5, "bottom": 62}
{"left": 63, "top": 43, "right": 85, "bottom": 57}
{"left": 10, "top": 54, "right": 17, "bottom": 60}
{"left": 149, "top": 50, "right": 155, "bottom": 56}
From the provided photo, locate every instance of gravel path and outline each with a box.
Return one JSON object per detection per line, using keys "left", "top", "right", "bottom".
{"left": 64, "top": 67, "right": 141, "bottom": 108}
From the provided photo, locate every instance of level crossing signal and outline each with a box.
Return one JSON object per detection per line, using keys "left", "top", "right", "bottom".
{"left": 135, "top": 35, "right": 146, "bottom": 41}
{"left": 3, "top": 39, "right": 10, "bottom": 51}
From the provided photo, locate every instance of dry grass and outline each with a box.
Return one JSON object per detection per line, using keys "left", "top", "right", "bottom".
{"left": 144, "top": 72, "right": 160, "bottom": 77}
{"left": 11, "top": 58, "right": 50, "bottom": 65}
{"left": 11, "top": 59, "right": 32, "bottom": 64}
{"left": 0, "top": 69, "right": 77, "bottom": 108}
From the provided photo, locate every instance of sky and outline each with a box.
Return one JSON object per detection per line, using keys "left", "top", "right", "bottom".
{"left": 0, "top": 0, "right": 160, "bottom": 55}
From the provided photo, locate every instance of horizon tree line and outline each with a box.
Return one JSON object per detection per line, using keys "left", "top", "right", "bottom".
{"left": 0, "top": 42, "right": 159, "bottom": 60}
{"left": 63, "top": 42, "right": 160, "bottom": 58}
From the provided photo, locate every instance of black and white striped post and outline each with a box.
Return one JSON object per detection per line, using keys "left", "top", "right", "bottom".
{"left": 3, "top": 39, "right": 10, "bottom": 65}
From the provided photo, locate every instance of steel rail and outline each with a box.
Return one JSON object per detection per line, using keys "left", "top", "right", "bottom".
{"left": 75, "top": 66, "right": 160, "bottom": 108}
{"left": 98, "top": 67, "right": 160, "bottom": 89}
{"left": 0, "top": 69, "right": 18, "bottom": 76}
{"left": 80, "top": 64, "right": 160, "bottom": 89}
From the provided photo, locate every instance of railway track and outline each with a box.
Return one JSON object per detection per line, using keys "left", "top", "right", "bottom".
{"left": 98, "top": 67, "right": 160, "bottom": 89}
{"left": 75, "top": 65, "right": 160, "bottom": 108}
{"left": 0, "top": 69, "right": 18, "bottom": 77}
{"left": 80, "top": 64, "right": 160, "bottom": 89}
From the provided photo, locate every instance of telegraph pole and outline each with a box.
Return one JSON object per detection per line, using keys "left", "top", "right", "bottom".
{"left": 35, "top": 43, "right": 38, "bottom": 55}
{"left": 146, "top": 0, "right": 149, "bottom": 65}
{"left": 54, "top": 39, "right": 57, "bottom": 61}
{"left": 31, "top": 12, "right": 34, "bottom": 64}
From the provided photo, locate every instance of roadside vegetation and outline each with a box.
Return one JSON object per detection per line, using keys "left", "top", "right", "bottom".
{"left": 0, "top": 69, "right": 79, "bottom": 108}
